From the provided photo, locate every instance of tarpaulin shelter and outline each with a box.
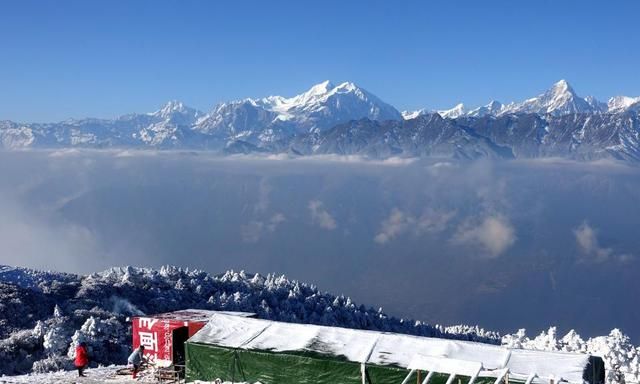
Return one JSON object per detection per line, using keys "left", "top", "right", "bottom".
{"left": 131, "top": 309, "right": 254, "bottom": 367}
{"left": 185, "top": 313, "right": 604, "bottom": 384}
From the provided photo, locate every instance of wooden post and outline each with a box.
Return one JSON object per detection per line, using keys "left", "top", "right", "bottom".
{"left": 417, "top": 370, "right": 421, "bottom": 384}
{"left": 505, "top": 373, "right": 509, "bottom": 384}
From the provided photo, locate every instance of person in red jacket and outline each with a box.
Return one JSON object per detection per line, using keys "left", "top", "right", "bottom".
{"left": 74, "top": 342, "right": 89, "bottom": 377}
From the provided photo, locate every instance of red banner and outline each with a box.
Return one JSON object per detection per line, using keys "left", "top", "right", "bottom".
{"left": 133, "top": 317, "right": 180, "bottom": 365}
{"left": 132, "top": 315, "right": 209, "bottom": 366}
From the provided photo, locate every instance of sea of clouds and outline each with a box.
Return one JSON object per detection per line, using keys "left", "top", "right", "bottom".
{"left": 1, "top": 150, "right": 639, "bottom": 340}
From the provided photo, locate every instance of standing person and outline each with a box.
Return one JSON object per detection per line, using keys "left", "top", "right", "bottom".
{"left": 74, "top": 342, "right": 89, "bottom": 377}
{"left": 127, "top": 345, "right": 145, "bottom": 379}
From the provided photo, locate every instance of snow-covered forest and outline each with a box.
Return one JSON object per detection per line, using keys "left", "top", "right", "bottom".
{"left": 0, "top": 265, "right": 638, "bottom": 383}
{"left": 0, "top": 265, "right": 497, "bottom": 376}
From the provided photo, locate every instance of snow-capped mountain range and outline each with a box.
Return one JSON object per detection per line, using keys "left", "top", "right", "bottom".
{"left": 2, "top": 80, "right": 640, "bottom": 161}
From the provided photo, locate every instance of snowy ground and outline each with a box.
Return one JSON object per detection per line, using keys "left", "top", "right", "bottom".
{"left": 0, "top": 365, "right": 158, "bottom": 384}
{"left": 0, "top": 365, "right": 249, "bottom": 384}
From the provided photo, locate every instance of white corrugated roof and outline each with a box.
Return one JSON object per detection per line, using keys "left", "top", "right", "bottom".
{"left": 141, "top": 309, "right": 255, "bottom": 323}
{"left": 408, "top": 354, "right": 483, "bottom": 377}
{"left": 188, "top": 313, "right": 591, "bottom": 384}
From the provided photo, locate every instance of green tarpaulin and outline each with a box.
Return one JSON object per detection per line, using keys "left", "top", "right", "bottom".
{"left": 186, "top": 342, "right": 462, "bottom": 384}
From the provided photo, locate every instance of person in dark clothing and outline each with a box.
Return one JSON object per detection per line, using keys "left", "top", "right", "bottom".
{"left": 74, "top": 342, "right": 89, "bottom": 377}
{"left": 127, "top": 345, "right": 146, "bottom": 379}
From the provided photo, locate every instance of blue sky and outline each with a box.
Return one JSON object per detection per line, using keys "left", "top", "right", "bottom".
{"left": 1, "top": 0, "right": 639, "bottom": 122}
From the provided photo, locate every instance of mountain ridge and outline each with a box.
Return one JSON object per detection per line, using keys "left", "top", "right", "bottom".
{"left": 1, "top": 80, "right": 640, "bottom": 162}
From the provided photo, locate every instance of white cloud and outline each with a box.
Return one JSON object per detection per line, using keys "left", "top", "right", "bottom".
{"left": 241, "top": 213, "right": 286, "bottom": 243}
{"left": 417, "top": 209, "right": 456, "bottom": 234}
{"left": 308, "top": 200, "right": 337, "bottom": 230}
{"left": 374, "top": 208, "right": 455, "bottom": 244}
{"left": 453, "top": 215, "right": 516, "bottom": 258}
{"left": 255, "top": 178, "right": 272, "bottom": 213}
{"left": 374, "top": 209, "right": 411, "bottom": 244}
{"left": 573, "top": 221, "right": 631, "bottom": 263}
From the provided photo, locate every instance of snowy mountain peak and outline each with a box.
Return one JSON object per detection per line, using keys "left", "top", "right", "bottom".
{"left": 551, "top": 79, "right": 573, "bottom": 94}
{"left": 283, "top": 81, "right": 339, "bottom": 107}
{"left": 402, "top": 109, "right": 427, "bottom": 120}
{"left": 544, "top": 79, "right": 580, "bottom": 104}
{"left": 438, "top": 103, "right": 466, "bottom": 119}
{"left": 487, "top": 100, "right": 502, "bottom": 109}
{"left": 271, "top": 80, "right": 402, "bottom": 128}
{"left": 608, "top": 95, "right": 640, "bottom": 113}
{"left": 306, "top": 80, "right": 335, "bottom": 96}
{"left": 151, "top": 100, "right": 200, "bottom": 120}
{"left": 584, "top": 96, "right": 607, "bottom": 112}
{"left": 193, "top": 80, "right": 402, "bottom": 138}
{"left": 498, "top": 79, "right": 592, "bottom": 116}
{"left": 287, "top": 80, "right": 367, "bottom": 107}
{"left": 468, "top": 100, "right": 504, "bottom": 117}
{"left": 161, "top": 100, "right": 186, "bottom": 112}
{"left": 334, "top": 81, "right": 358, "bottom": 92}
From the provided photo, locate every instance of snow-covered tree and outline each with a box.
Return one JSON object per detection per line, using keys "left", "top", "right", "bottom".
{"left": 502, "top": 328, "right": 640, "bottom": 384}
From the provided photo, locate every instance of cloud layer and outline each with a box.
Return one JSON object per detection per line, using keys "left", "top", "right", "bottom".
{"left": 1, "top": 151, "right": 639, "bottom": 340}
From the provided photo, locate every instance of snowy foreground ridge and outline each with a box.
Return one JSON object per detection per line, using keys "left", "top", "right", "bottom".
{"left": 0, "top": 265, "right": 638, "bottom": 383}
{"left": 0, "top": 365, "right": 242, "bottom": 383}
